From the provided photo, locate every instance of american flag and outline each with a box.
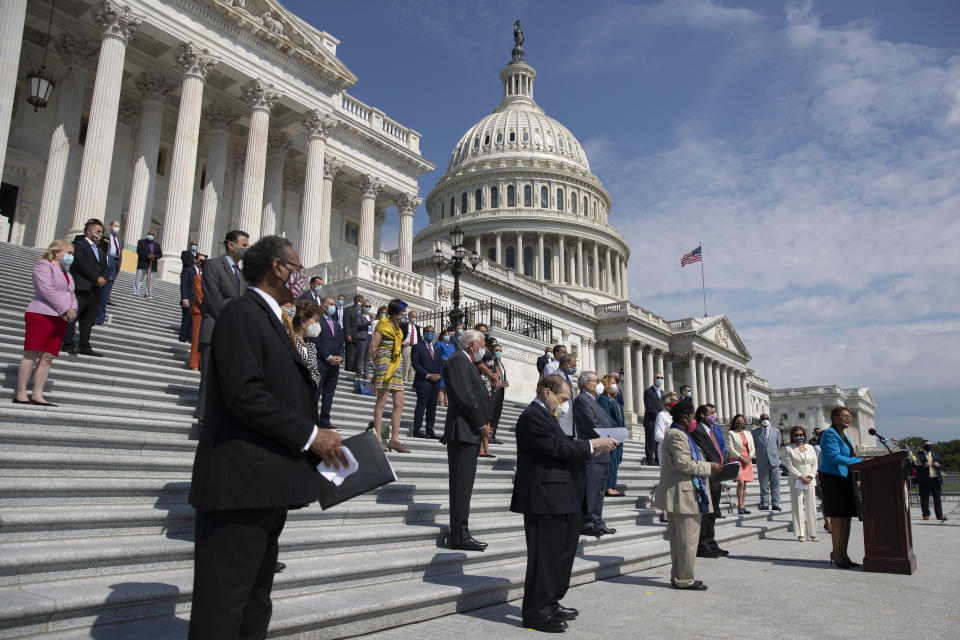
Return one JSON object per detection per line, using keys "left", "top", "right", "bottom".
{"left": 680, "top": 246, "right": 702, "bottom": 267}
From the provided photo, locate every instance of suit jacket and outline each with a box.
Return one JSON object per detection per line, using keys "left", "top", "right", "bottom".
{"left": 915, "top": 450, "right": 944, "bottom": 484}
{"left": 103, "top": 231, "right": 123, "bottom": 270}
{"left": 690, "top": 422, "right": 724, "bottom": 466}
{"left": 400, "top": 321, "right": 421, "bottom": 344}
{"left": 597, "top": 394, "right": 625, "bottom": 429}
{"left": 297, "top": 289, "right": 324, "bottom": 305}
{"left": 199, "top": 256, "right": 246, "bottom": 345}
{"left": 188, "top": 291, "right": 324, "bottom": 511}
{"left": 69, "top": 235, "right": 109, "bottom": 292}
{"left": 440, "top": 350, "right": 490, "bottom": 444}
{"left": 181, "top": 249, "right": 197, "bottom": 269}
{"left": 180, "top": 265, "right": 198, "bottom": 305}
{"left": 135, "top": 238, "right": 161, "bottom": 271}
{"left": 510, "top": 401, "right": 591, "bottom": 515}
{"left": 411, "top": 341, "right": 443, "bottom": 385}
{"left": 751, "top": 425, "right": 783, "bottom": 467}
{"left": 343, "top": 305, "right": 368, "bottom": 340}
{"left": 642, "top": 385, "right": 662, "bottom": 428}
{"left": 573, "top": 392, "right": 613, "bottom": 463}
{"left": 817, "top": 427, "right": 861, "bottom": 478}
{"left": 654, "top": 427, "right": 714, "bottom": 514}
{"left": 782, "top": 444, "right": 818, "bottom": 486}
{"left": 536, "top": 355, "right": 549, "bottom": 375}
{"left": 310, "top": 313, "right": 344, "bottom": 366}
{"left": 27, "top": 259, "right": 77, "bottom": 316}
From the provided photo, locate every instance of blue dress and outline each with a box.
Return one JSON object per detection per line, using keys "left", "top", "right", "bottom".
{"left": 436, "top": 340, "right": 456, "bottom": 388}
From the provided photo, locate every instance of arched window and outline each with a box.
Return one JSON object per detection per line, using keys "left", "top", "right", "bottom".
{"left": 543, "top": 247, "right": 552, "bottom": 280}
{"left": 583, "top": 196, "right": 588, "bottom": 216}
{"left": 506, "top": 246, "right": 516, "bottom": 269}
{"left": 487, "top": 246, "right": 496, "bottom": 262}
{"left": 475, "top": 188, "right": 482, "bottom": 211}
{"left": 472, "top": 137, "right": 479, "bottom": 150}
{"left": 450, "top": 196, "right": 456, "bottom": 215}
{"left": 522, "top": 130, "right": 529, "bottom": 142}
{"left": 490, "top": 186, "right": 499, "bottom": 208}
{"left": 540, "top": 186, "right": 548, "bottom": 208}
{"left": 556, "top": 188, "right": 564, "bottom": 211}
{"left": 523, "top": 185, "right": 532, "bottom": 207}
{"left": 483, "top": 134, "right": 490, "bottom": 146}
{"left": 462, "top": 192, "right": 468, "bottom": 214}
{"left": 523, "top": 246, "right": 534, "bottom": 277}
{"left": 558, "top": 136, "right": 564, "bottom": 151}
{"left": 496, "top": 131, "right": 503, "bottom": 143}
{"left": 507, "top": 185, "right": 516, "bottom": 207}
{"left": 509, "top": 131, "right": 516, "bottom": 143}
{"left": 571, "top": 191, "right": 577, "bottom": 214}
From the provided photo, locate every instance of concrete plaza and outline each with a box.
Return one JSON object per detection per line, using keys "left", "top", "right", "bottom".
{"left": 360, "top": 506, "right": 958, "bottom": 639}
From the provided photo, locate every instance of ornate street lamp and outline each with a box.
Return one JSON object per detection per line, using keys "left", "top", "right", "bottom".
{"left": 25, "top": 0, "right": 57, "bottom": 112}
{"left": 433, "top": 226, "right": 480, "bottom": 332}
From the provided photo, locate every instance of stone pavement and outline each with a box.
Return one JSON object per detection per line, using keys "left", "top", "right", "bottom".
{"left": 359, "top": 506, "right": 959, "bottom": 639}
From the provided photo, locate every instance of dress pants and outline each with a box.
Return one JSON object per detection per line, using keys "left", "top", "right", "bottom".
{"left": 189, "top": 506, "right": 287, "bottom": 640}
{"left": 918, "top": 480, "right": 943, "bottom": 519}
{"left": 644, "top": 423, "right": 658, "bottom": 465}
{"left": 697, "top": 482, "right": 721, "bottom": 554}
{"left": 757, "top": 461, "right": 781, "bottom": 507}
{"left": 446, "top": 440, "right": 480, "bottom": 543}
{"left": 401, "top": 344, "right": 413, "bottom": 381}
{"left": 62, "top": 288, "right": 99, "bottom": 351}
{"left": 179, "top": 304, "right": 192, "bottom": 342}
{"left": 489, "top": 386, "right": 505, "bottom": 437}
{"left": 413, "top": 378, "right": 438, "bottom": 433}
{"left": 668, "top": 512, "right": 701, "bottom": 588}
{"left": 353, "top": 336, "right": 370, "bottom": 377}
{"left": 522, "top": 512, "right": 580, "bottom": 620}
{"left": 344, "top": 339, "right": 357, "bottom": 373}
{"left": 790, "top": 482, "right": 818, "bottom": 537}
{"left": 134, "top": 268, "right": 151, "bottom": 297}
{"left": 197, "top": 343, "right": 211, "bottom": 422}
{"left": 96, "top": 256, "right": 118, "bottom": 325}
{"left": 583, "top": 460, "right": 609, "bottom": 529}
{"left": 315, "top": 362, "right": 339, "bottom": 428}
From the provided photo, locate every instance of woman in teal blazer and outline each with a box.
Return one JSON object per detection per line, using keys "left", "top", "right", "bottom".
{"left": 818, "top": 406, "right": 863, "bottom": 569}
{"left": 598, "top": 375, "right": 626, "bottom": 497}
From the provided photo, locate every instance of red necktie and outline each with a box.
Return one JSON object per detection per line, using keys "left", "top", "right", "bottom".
{"left": 708, "top": 429, "right": 722, "bottom": 457}
{"left": 428, "top": 344, "right": 434, "bottom": 359}
{"left": 113, "top": 235, "right": 119, "bottom": 254}
{"left": 326, "top": 316, "right": 334, "bottom": 333}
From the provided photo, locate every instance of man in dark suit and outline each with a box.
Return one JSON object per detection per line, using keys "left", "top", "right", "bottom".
{"left": 188, "top": 235, "right": 345, "bottom": 639}
{"left": 643, "top": 371, "right": 665, "bottom": 465}
{"left": 134, "top": 229, "right": 161, "bottom": 299}
{"left": 511, "top": 374, "right": 617, "bottom": 633}
{"left": 411, "top": 325, "right": 442, "bottom": 438}
{"left": 573, "top": 371, "right": 617, "bottom": 537}
{"left": 441, "top": 328, "right": 492, "bottom": 551}
{"left": 309, "top": 296, "right": 344, "bottom": 428}
{"left": 488, "top": 343, "right": 509, "bottom": 444}
{"left": 96, "top": 219, "right": 123, "bottom": 325}
{"left": 535, "top": 347, "right": 552, "bottom": 379}
{"left": 197, "top": 230, "right": 249, "bottom": 422}
{"left": 916, "top": 440, "right": 947, "bottom": 521}
{"left": 297, "top": 276, "right": 324, "bottom": 305}
{"left": 178, "top": 240, "right": 199, "bottom": 342}
{"left": 63, "top": 218, "right": 108, "bottom": 356}
{"left": 690, "top": 404, "right": 727, "bottom": 558}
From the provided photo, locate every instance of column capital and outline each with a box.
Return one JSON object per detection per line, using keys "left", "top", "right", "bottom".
{"left": 323, "top": 155, "right": 343, "bottom": 179}
{"left": 95, "top": 1, "right": 143, "bottom": 43}
{"left": 359, "top": 174, "right": 383, "bottom": 199}
{"left": 202, "top": 102, "right": 241, "bottom": 131}
{"left": 53, "top": 34, "right": 99, "bottom": 69}
{"left": 134, "top": 71, "right": 176, "bottom": 102}
{"left": 117, "top": 99, "right": 140, "bottom": 125}
{"left": 242, "top": 79, "right": 281, "bottom": 112}
{"left": 267, "top": 128, "right": 291, "bottom": 154}
{"left": 537, "top": 231, "right": 545, "bottom": 239}
{"left": 495, "top": 230, "right": 502, "bottom": 238}
{"left": 620, "top": 337, "right": 633, "bottom": 349}
{"left": 302, "top": 109, "right": 338, "bottom": 140}
{"left": 176, "top": 43, "right": 218, "bottom": 81}
{"left": 395, "top": 193, "right": 421, "bottom": 216}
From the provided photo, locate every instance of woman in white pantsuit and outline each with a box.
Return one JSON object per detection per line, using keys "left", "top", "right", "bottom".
{"left": 782, "top": 425, "right": 818, "bottom": 541}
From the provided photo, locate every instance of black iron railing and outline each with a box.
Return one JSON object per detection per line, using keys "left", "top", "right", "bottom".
{"left": 417, "top": 299, "right": 553, "bottom": 342}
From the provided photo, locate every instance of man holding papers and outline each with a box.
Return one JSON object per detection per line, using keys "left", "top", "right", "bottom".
{"left": 573, "top": 371, "right": 618, "bottom": 538}
{"left": 188, "top": 236, "right": 346, "bottom": 640}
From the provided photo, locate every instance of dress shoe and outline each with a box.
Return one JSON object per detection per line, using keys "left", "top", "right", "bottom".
{"left": 716, "top": 548, "right": 730, "bottom": 556}
{"left": 29, "top": 400, "right": 57, "bottom": 407}
{"left": 716, "top": 513, "right": 726, "bottom": 519}
{"left": 12, "top": 399, "right": 32, "bottom": 405}
{"left": 771, "top": 505, "right": 782, "bottom": 511}
{"left": 550, "top": 604, "right": 579, "bottom": 621}
{"left": 425, "top": 431, "right": 438, "bottom": 439}
{"left": 521, "top": 615, "right": 568, "bottom": 633}
{"left": 412, "top": 430, "right": 427, "bottom": 438}
{"left": 672, "top": 580, "right": 708, "bottom": 591}
{"left": 922, "top": 515, "right": 930, "bottom": 520}
{"left": 579, "top": 526, "right": 602, "bottom": 538}
{"left": 64, "top": 346, "right": 78, "bottom": 355}
{"left": 449, "top": 537, "right": 487, "bottom": 552}
{"left": 388, "top": 440, "right": 410, "bottom": 453}
{"left": 489, "top": 437, "right": 503, "bottom": 445}
{"left": 697, "top": 550, "right": 721, "bottom": 558}
{"left": 78, "top": 349, "right": 103, "bottom": 357}
{"left": 938, "top": 516, "right": 948, "bottom": 521}
{"left": 599, "top": 527, "right": 617, "bottom": 535}
{"left": 274, "top": 562, "right": 286, "bottom": 573}
{"left": 758, "top": 504, "right": 769, "bottom": 511}
{"left": 479, "top": 453, "right": 496, "bottom": 458}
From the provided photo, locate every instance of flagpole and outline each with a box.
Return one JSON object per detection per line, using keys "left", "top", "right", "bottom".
{"left": 698, "top": 243, "right": 707, "bottom": 317}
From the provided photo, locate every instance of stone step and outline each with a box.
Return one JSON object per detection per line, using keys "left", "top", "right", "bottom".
{"left": 0, "top": 287, "right": 185, "bottom": 325}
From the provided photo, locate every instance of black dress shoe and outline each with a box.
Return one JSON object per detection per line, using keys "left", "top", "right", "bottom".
{"left": 78, "top": 349, "right": 103, "bottom": 357}
{"left": 697, "top": 550, "right": 721, "bottom": 558}
{"left": 274, "top": 562, "right": 286, "bottom": 573}
{"left": 579, "top": 526, "right": 602, "bottom": 538}
{"left": 449, "top": 538, "right": 487, "bottom": 552}
{"left": 522, "top": 615, "right": 568, "bottom": 633}
{"left": 550, "top": 603, "right": 579, "bottom": 620}
{"left": 489, "top": 437, "right": 503, "bottom": 445}
{"left": 672, "top": 580, "right": 708, "bottom": 591}
{"left": 771, "top": 505, "right": 782, "bottom": 511}
{"left": 64, "top": 346, "right": 78, "bottom": 355}
{"left": 599, "top": 527, "right": 617, "bottom": 535}
{"left": 425, "top": 431, "right": 438, "bottom": 439}
{"left": 412, "top": 430, "right": 426, "bottom": 438}
{"left": 716, "top": 548, "right": 730, "bottom": 556}
{"left": 29, "top": 400, "right": 58, "bottom": 407}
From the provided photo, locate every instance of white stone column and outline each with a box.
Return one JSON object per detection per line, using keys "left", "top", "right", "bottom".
{"left": 495, "top": 231, "right": 502, "bottom": 264}
{"left": 297, "top": 109, "right": 337, "bottom": 266}
{"left": 605, "top": 247, "right": 613, "bottom": 294}
{"left": 696, "top": 355, "right": 706, "bottom": 406}
{"left": 70, "top": 1, "right": 143, "bottom": 232}
{"left": 515, "top": 231, "right": 523, "bottom": 272}
{"left": 237, "top": 79, "right": 281, "bottom": 243}
{"left": 0, "top": 0, "right": 27, "bottom": 179}
{"left": 714, "top": 364, "right": 724, "bottom": 420}
{"left": 576, "top": 238, "right": 584, "bottom": 286}
{"left": 687, "top": 352, "right": 698, "bottom": 405}
{"left": 736, "top": 371, "right": 744, "bottom": 416}
{"left": 318, "top": 156, "right": 342, "bottom": 263}
{"left": 742, "top": 375, "right": 751, "bottom": 419}
{"left": 597, "top": 341, "right": 609, "bottom": 375}
{"left": 158, "top": 44, "right": 218, "bottom": 280}
{"left": 358, "top": 175, "right": 382, "bottom": 257}
{"left": 197, "top": 103, "right": 239, "bottom": 257}
{"left": 664, "top": 356, "right": 674, "bottom": 391}
{"left": 633, "top": 343, "right": 644, "bottom": 416}
{"left": 259, "top": 129, "right": 289, "bottom": 238}
{"left": 655, "top": 350, "right": 664, "bottom": 383}
{"left": 396, "top": 193, "right": 421, "bottom": 271}
{"left": 592, "top": 242, "right": 600, "bottom": 289}
{"left": 35, "top": 35, "right": 99, "bottom": 247}
{"left": 620, "top": 255, "right": 629, "bottom": 299}
{"left": 125, "top": 72, "right": 174, "bottom": 247}
{"left": 474, "top": 234, "right": 481, "bottom": 257}
{"left": 558, "top": 235, "right": 566, "bottom": 283}
{"left": 621, "top": 339, "right": 634, "bottom": 423}
{"left": 537, "top": 232, "right": 545, "bottom": 280}
{"left": 705, "top": 360, "right": 715, "bottom": 405}
{"left": 644, "top": 346, "right": 655, "bottom": 389}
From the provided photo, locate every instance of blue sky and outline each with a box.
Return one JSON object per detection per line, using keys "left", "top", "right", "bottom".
{"left": 287, "top": 0, "right": 960, "bottom": 441}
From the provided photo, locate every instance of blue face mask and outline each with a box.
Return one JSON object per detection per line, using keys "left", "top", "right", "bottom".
{"left": 655, "top": 378, "right": 663, "bottom": 387}
{"left": 337, "top": 299, "right": 344, "bottom": 307}
{"left": 61, "top": 254, "right": 75, "bottom": 268}
{"left": 424, "top": 332, "right": 435, "bottom": 343}
{"left": 190, "top": 245, "right": 198, "bottom": 253}
{"left": 146, "top": 235, "right": 155, "bottom": 242}
{"left": 362, "top": 306, "right": 371, "bottom": 313}
{"left": 327, "top": 305, "right": 337, "bottom": 316}
{"left": 494, "top": 352, "right": 502, "bottom": 359}
{"left": 566, "top": 367, "right": 577, "bottom": 375}
{"left": 442, "top": 335, "right": 450, "bottom": 342}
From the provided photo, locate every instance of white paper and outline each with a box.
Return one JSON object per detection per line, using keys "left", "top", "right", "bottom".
{"left": 594, "top": 427, "right": 630, "bottom": 443}
{"left": 316, "top": 446, "right": 359, "bottom": 486}
{"left": 795, "top": 478, "right": 807, "bottom": 490}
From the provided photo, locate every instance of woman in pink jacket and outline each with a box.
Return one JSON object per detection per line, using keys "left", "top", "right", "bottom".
{"left": 14, "top": 239, "right": 78, "bottom": 406}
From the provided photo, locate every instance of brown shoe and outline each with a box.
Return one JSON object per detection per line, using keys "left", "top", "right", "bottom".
{"left": 923, "top": 515, "right": 930, "bottom": 520}
{"left": 388, "top": 440, "right": 410, "bottom": 454}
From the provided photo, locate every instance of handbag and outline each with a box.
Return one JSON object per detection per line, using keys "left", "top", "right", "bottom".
{"left": 354, "top": 378, "right": 374, "bottom": 396}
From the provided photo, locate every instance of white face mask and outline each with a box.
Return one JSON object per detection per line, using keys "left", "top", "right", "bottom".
{"left": 473, "top": 347, "right": 486, "bottom": 362}
{"left": 610, "top": 383, "right": 618, "bottom": 393}
{"left": 595, "top": 382, "right": 605, "bottom": 396}
{"left": 111, "top": 226, "right": 120, "bottom": 234}
{"left": 305, "top": 323, "right": 322, "bottom": 338}
{"left": 761, "top": 419, "right": 770, "bottom": 428}
{"left": 556, "top": 401, "right": 571, "bottom": 418}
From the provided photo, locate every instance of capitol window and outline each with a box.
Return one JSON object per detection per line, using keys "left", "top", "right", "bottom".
{"left": 543, "top": 247, "right": 552, "bottom": 280}
{"left": 583, "top": 196, "right": 588, "bottom": 215}
{"left": 523, "top": 246, "right": 534, "bottom": 276}
{"left": 484, "top": 134, "right": 490, "bottom": 146}
{"left": 487, "top": 247, "right": 496, "bottom": 261}
{"left": 506, "top": 246, "right": 516, "bottom": 269}
{"left": 522, "top": 130, "right": 529, "bottom": 142}
{"left": 475, "top": 189, "right": 482, "bottom": 211}
{"left": 440, "top": 201, "right": 445, "bottom": 219}
{"left": 496, "top": 131, "right": 503, "bottom": 143}
{"left": 450, "top": 196, "right": 456, "bottom": 215}
{"left": 472, "top": 137, "right": 479, "bottom": 150}
{"left": 344, "top": 222, "right": 358, "bottom": 246}
{"left": 509, "top": 131, "right": 516, "bottom": 143}
{"left": 490, "top": 186, "right": 499, "bottom": 208}
{"left": 558, "top": 136, "right": 564, "bottom": 150}
{"left": 556, "top": 188, "right": 564, "bottom": 211}
{"left": 523, "top": 185, "right": 532, "bottom": 207}
{"left": 462, "top": 193, "right": 468, "bottom": 213}
{"left": 540, "top": 186, "right": 548, "bottom": 208}
{"left": 507, "top": 185, "right": 516, "bottom": 207}
{"left": 546, "top": 133, "right": 553, "bottom": 147}
{"left": 571, "top": 191, "right": 577, "bottom": 213}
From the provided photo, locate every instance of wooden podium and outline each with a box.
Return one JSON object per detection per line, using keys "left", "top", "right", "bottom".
{"left": 851, "top": 451, "right": 917, "bottom": 575}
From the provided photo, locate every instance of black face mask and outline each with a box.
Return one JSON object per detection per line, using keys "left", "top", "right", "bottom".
{"left": 922, "top": 445, "right": 932, "bottom": 451}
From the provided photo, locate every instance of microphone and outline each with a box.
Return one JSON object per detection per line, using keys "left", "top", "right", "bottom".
{"left": 868, "top": 428, "right": 893, "bottom": 454}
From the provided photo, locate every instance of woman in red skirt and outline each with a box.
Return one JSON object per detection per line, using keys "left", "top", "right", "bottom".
{"left": 14, "top": 239, "right": 78, "bottom": 406}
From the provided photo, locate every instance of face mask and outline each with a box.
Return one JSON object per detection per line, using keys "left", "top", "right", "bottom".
{"left": 190, "top": 245, "right": 198, "bottom": 253}
{"left": 442, "top": 335, "right": 450, "bottom": 343}
{"left": 236, "top": 246, "right": 248, "bottom": 259}
{"left": 794, "top": 435, "right": 804, "bottom": 444}
{"left": 565, "top": 366, "right": 576, "bottom": 375}
{"left": 595, "top": 382, "right": 605, "bottom": 395}
{"left": 281, "top": 306, "right": 295, "bottom": 319}
{"left": 305, "top": 323, "right": 322, "bottom": 338}
{"left": 655, "top": 378, "right": 663, "bottom": 387}
{"left": 337, "top": 299, "right": 344, "bottom": 307}
{"left": 380, "top": 313, "right": 387, "bottom": 319}
{"left": 424, "top": 332, "right": 435, "bottom": 343}
{"left": 111, "top": 226, "right": 120, "bottom": 234}
{"left": 362, "top": 306, "right": 370, "bottom": 312}
{"left": 922, "top": 445, "right": 932, "bottom": 451}
{"left": 706, "top": 415, "right": 716, "bottom": 425}
{"left": 494, "top": 351, "right": 502, "bottom": 360}
{"left": 284, "top": 268, "right": 305, "bottom": 298}
{"left": 146, "top": 235, "right": 154, "bottom": 242}
{"left": 761, "top": 419, "right": 770, "bottom": 428}
{"left": 401, "top": 314, "right": 409, "bottom": 321}
{"left": 311, "top": 285, "right": 321, "bottom": 295}
{"left": 734, "top": 422, "right": 744, "bottom": 430}
{"left": 473, "top": 348, "right": 486, "bottom": 362}
{"left": 610, "top": 383, "right": 618, "bottom": 393}
{"left": 61, "top": 254, "right": 75, "bottom": 268}
{"left": 326, "top": 305, "right": 337, "bottom": 316}
{"left": 457, "top": 329, "right": 463, "bottom": 335}
{"left": 685, "top": 391, "right": 692, "bottom": 398}
{"left": 555, "top": 401, "right": 570, "bottom": 419}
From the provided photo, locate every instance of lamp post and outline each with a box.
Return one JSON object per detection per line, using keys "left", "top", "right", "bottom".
{"left": 433, "top": 226, "right": 480, "bottom": 333}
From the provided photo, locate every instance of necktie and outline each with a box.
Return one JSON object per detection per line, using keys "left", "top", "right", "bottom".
{"left": 929, "top": 455, "right": 935, "bottom": 478}
{"left": 764, "top": 427, "right": 769, "bottom": 442}
{"left": 428, "top": 344, "right": 434, "bottom": 359}
{"left": 232, "top": 264, "right": 240, "bottom": 289}
{"left": 708, "top": 429, "right": 722, "bottom": 457}
{"left": 113, "top": 235, "right": 120, "bottom": 255}
{"left": 90, "top": 240, "right": 99, "bottom": 261}
{"left": 326, "top": 316, "right": 334, "bottom": 333}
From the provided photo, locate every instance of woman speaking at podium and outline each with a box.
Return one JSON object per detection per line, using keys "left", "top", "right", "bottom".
{"left": 818, "top": 407, "right": 863, "bottom": 568}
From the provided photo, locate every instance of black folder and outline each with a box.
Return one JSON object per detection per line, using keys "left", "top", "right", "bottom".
{"left": 317, "top": 430, "right": 398, "bottom": 510}
{"left": 715, "top": 461, "right": 742, "bottom": 482}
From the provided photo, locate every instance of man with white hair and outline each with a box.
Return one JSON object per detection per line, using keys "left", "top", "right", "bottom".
{"left": 441, "top": 328, "right": 493, "bottom": 551}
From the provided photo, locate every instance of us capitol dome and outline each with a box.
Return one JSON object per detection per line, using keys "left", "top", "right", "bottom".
{"left": 415, "top": 32, "right": 629, "bottom": 304}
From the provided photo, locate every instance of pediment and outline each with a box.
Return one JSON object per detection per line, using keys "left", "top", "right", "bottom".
{"left": 693, "top": 315, "right": 751, "bottom": 360}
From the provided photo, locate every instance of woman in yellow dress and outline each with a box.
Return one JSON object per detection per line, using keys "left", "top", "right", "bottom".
{"left": 368, "top": 298, "right": 410, "bottom": 453}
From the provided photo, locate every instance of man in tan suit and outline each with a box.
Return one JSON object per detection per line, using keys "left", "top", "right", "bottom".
{"left": 654, "top": 400, "right": 721, "bottom": 590}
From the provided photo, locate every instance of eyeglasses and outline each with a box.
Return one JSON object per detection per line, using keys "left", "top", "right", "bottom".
{"left": 282, "top": 260, "right": 304, "bottom": 272}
